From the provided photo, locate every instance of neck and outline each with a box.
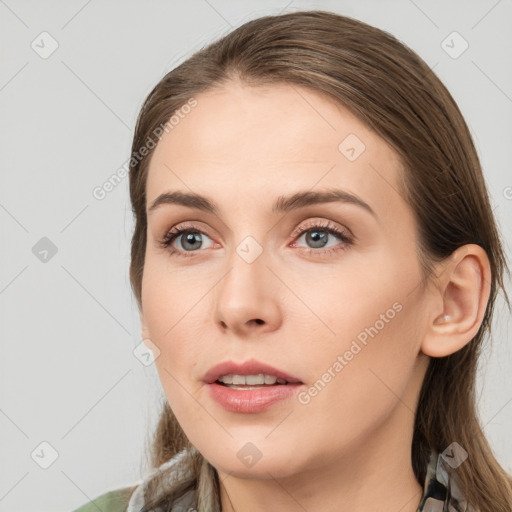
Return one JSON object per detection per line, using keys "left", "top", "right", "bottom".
{"left": 217, "top": 370, "right": 426, "bottom": 512}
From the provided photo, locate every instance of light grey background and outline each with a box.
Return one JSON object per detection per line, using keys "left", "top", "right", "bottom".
{"left": 0, "top": 1, "right": 511, "bottom": 511}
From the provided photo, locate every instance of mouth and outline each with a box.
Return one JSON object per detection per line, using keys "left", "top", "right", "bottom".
{"left": 203, "top": 360, "right": 304, "bottom": 413}
{"left": 203, "top": 359, "right": 303, "bottom": 386}
{"left": 206, "top": 379, "right": 303, "bottom": 413}
{"left": 216, "top": 373, "right": 294, "bottom": 387}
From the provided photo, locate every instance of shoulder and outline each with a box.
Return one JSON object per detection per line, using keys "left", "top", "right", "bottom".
{"left": 72, "top": 485, "right": 137, "bottom": 512}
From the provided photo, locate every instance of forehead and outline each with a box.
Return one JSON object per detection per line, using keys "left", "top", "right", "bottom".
{"left": 145, "top": 81, "right": 404, "bottom": 218}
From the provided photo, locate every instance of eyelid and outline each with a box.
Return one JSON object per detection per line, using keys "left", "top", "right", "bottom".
{"left": 159, "top": 221, "right": 215, "bottom": 247}
{"left": 161, "top": 218, "right": 351, "bottom": 241}
{"left": 289, "top": 218, "right": 353, "bottom": 242}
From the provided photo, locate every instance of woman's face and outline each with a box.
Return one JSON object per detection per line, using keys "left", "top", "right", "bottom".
{"left": 140, "top": 81, "right": 431, "bottom": 478}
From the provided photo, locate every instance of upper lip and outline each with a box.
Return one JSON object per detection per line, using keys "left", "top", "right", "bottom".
{"left": 203, "top": 359, "right": 303, "bottom": 384}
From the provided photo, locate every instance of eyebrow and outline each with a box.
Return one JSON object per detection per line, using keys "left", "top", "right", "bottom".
{"left": 148, "top": 189, "right": 376, "bottom": 217}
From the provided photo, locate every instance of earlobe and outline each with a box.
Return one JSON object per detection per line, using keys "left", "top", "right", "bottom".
{"left": 421, "top": 244, "right": 491, "bottom": 358}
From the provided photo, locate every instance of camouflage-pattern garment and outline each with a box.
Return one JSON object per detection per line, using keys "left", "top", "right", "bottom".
{"left": 418, "top": 449, "right": 475, "bottom": 511}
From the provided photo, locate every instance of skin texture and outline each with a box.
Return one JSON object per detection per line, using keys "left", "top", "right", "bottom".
{"left": 139, "top": 80, "right": 491, "bottom": 512}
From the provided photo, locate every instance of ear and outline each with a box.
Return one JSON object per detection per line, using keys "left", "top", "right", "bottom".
{"left": 421, "top": 244, "right": 492, "bottom": 358}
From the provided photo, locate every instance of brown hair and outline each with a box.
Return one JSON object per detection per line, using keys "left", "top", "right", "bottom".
{"left": 128, "top": 10, "right": 512, "bottom": 511}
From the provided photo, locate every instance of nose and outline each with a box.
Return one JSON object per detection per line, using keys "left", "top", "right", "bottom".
{"left": 213, "top": 249, "right": 283, "bottom": 337}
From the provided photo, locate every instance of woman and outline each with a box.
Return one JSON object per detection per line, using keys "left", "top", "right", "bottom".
{"left": 75, "top": 9, "right": 512, "bottom": 512}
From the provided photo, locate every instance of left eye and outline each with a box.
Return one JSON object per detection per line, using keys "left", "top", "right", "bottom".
{"left": 293, "top": 224, "right": 351, "bottom": 250}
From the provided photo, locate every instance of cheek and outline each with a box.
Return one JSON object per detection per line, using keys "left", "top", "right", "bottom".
{"left": 287, "top": 242, "right": 418, "bottom": 336}
{"left": 294, "top": 265, "right": 422, "bottom": 423}
{"left": 295, "top": 312, "right": 419, "bottom": 457}
{"left": 141, "top": 256, "right": 196, "bottom": 338}
{"left": 142, "top": 258, "right": 221, "bottom": 341}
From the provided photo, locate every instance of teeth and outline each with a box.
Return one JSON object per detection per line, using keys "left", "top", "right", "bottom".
{"left": 217, "top": 374, "right": 288, "bottom": 385}
{"left": 232, "top": 374, "right": 247, "bottom": 385}
{"left": 264, "top": 375, "right": 277, "bottom": 385}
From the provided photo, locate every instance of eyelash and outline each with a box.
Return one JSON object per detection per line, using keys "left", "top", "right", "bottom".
{"left": 158, "top": 220, "right": 353, "bottom": 258}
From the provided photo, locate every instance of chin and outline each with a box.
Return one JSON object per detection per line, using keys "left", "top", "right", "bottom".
{"left": 208, "top": 450, "right": 303, "bottom": 480}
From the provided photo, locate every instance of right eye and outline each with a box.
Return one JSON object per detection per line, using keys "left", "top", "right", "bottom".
{"left": 159, "top": 224, "right": 215, "bottom": 257}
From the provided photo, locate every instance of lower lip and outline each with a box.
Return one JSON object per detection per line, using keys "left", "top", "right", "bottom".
{"left": 206, "top": 382, "right": 303, "bottom": 413}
